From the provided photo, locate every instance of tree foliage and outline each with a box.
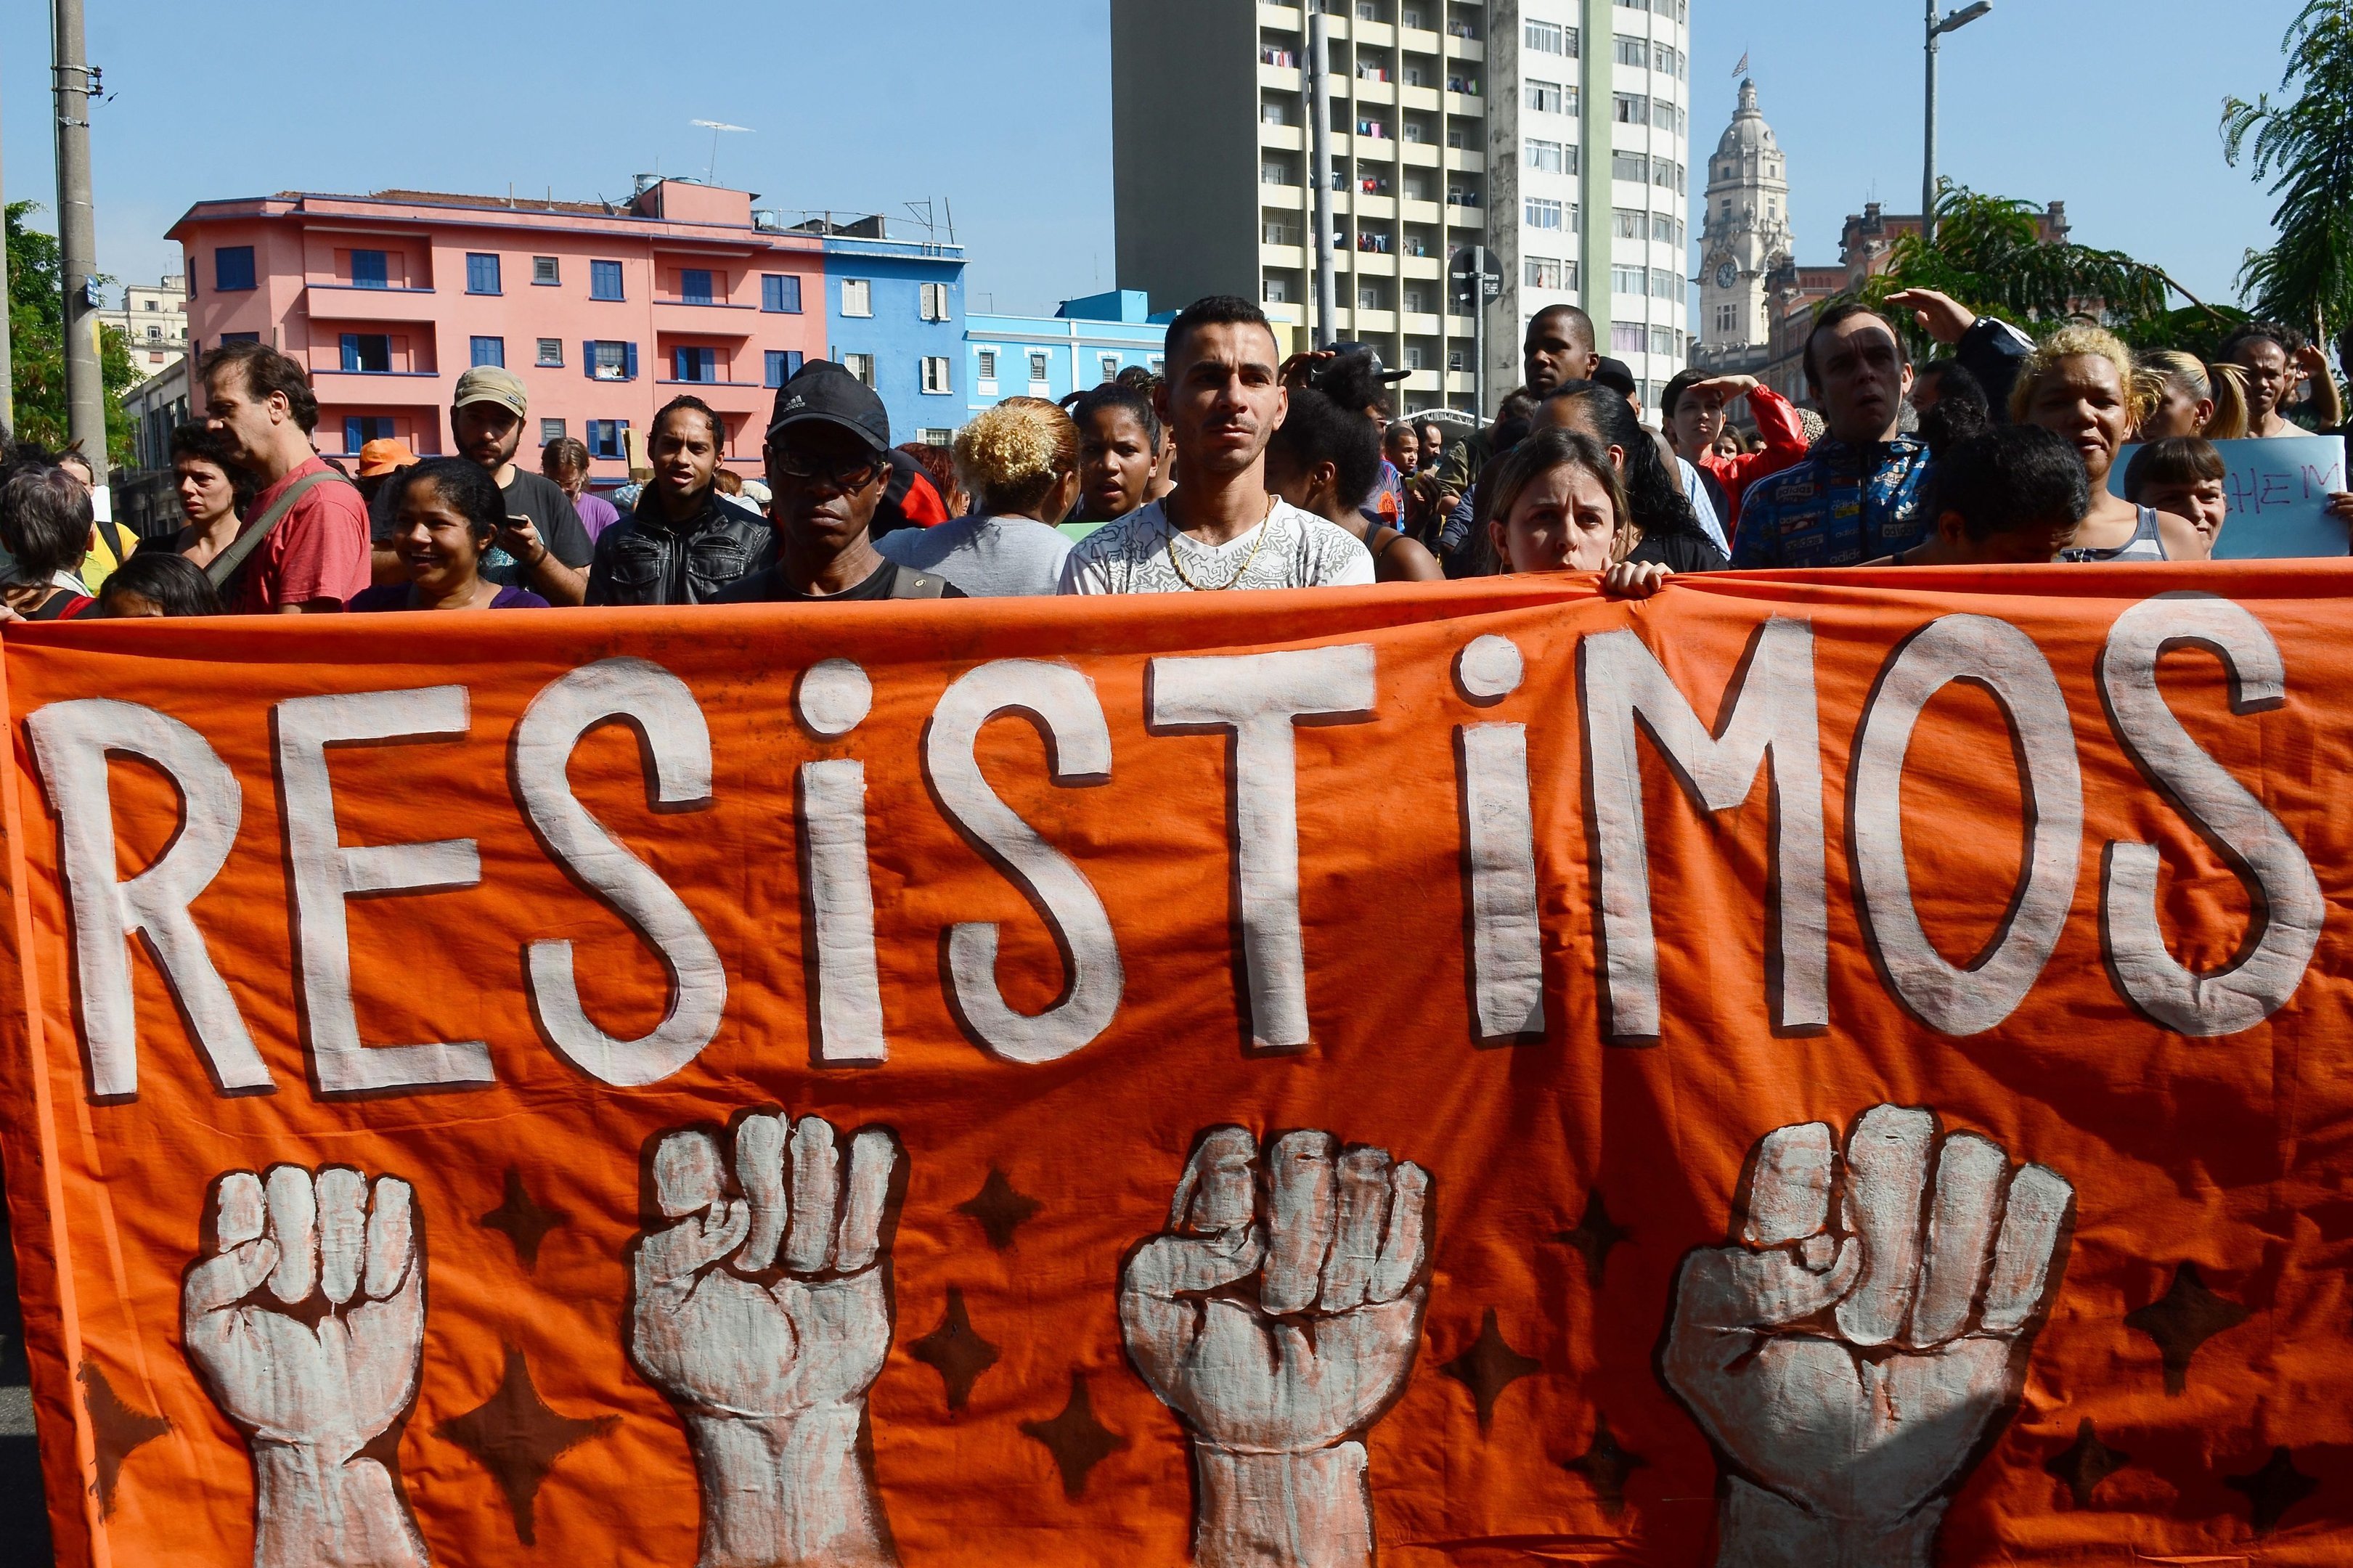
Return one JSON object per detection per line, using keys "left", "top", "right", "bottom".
{"left": 1857, "top": 184, "right": 2201, "bottom": 359}
{"left": 7, "top": 199, "right": 142, "bottom": 467}
{"left": 2222, "top": 0, "right": 2353, "bottom": 344}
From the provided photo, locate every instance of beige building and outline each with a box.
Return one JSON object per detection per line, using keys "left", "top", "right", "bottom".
{"left": 103, "top": 273, "right": 189, "bottom": 374}
{"left": 1112, "top": 0, "right": 1694, "bottom": 417}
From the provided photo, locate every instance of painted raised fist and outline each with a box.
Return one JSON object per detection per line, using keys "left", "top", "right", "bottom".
{"left": 628, "top": 1111, "right": 901, "bottom": 1568}
{"left": 1662, "top": 1106, "right": 2074, "bottom": 1568}
{"left": 182, "top": 1166, "right": 428, "bottom": 1568}
{"left": 1120, "top": 1127, "right": 1431, "bottom": 1568}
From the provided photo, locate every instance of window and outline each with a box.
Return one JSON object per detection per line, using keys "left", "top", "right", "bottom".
{"left": 1611, "top": 321, "right": 1646, "bottom": 353}
{"left": 1027, "top": 351, "right": 1051, "bottom": 384}
{"left": 1359, "top": 284, "right": 1381, "bottom": 310}
{"left": 1525, "top": 256, "right": 1564, "bottom": 290}
{"left": 532, "top": 256, "right": 560, "bottom": 285}
{"left": 762, "top": 274, "right": 802, "bottom": 313}
{"left": 1265, "top": 276, "right": 1291, "bottom": 303}
{"left": 542, "top": 419, "right": 566, "bottom": 445}
{"left": 343, "top": 416, "right": 396, "bottom": 452}
{"left": 1448, "top": 348, "right": 1467, "bottom": 372}
{"left": 587, "top": 340, "right": 637, "bottom": 380}
{"left": 1403, "top": 345, "right": 1425, "bottom": 370}
{"left": 1652, "top": 213, "right": 1685, "bottom": 246}
{"left": 465, "top": 253, "right": 501, "bottom": 295}
{"left": 1525, "top": 18, "right": 1562, "bottom": 51}
{"left": 977, "top": 348, "right": 999, "bottom": 380}
{"left": 221, "top": 331, "right": 261, "bottom": 345}
{"left": 351, "top": 249, "right": 389, "bottom": 289}
{"left": 1614, "top": 92, "right": 1648, "bottom": 124}
{"left": 1613, "top": 152, "right": 1649, "bottom": 182}
{"left": 673, "top": 346, "right": 717, "bottom": 383}
{"left": 680, "top": 268, "right": 715, "bottom": 305}
{"left": 1650, "top": 266, "right": 1680, "bottom": 298}
{"left": 1610, "top": 264, "right": 1647, "bottom": 296}
{"left": 1261, "top": 159, "right": 1297, "bottom": 186}
{"left": 1447, "top": 181, "right": 1483, "bottom": 207}
{"left": 1100, "top": 354, "right": 1121, "bottom": 382}
{"left": 1525, "top": 79, "right": 1563, "bottom": 113}
{"left": 919, "top": 282, "right": 951, "bottom": 322}
{"left": 1716, "top": 303, "right": 1738, "bottom": 333}
{"left": 841, "top": 279, "right": 873, "bottom": 317}
{"left": 1263, "top": 101, "right": 1289, "bottom": 126}
{"left": 1525, "top": 197, "right": 1564, "bottom": 231}
{"left": 765, "top": 349, "right": 804, "bottom": 388}
{"left": 1615, "top": 35, "right": 1648, "bottom": 68}
{"left": 843, "top": 353, "right": 876, "bottom": 387}
{"left": 1650, "top": 326, "right": 1679, "bottom": 356}
{"left": 536, "top": 338, "right": 564, "bottom": 368}
{"left": 919, "top": 428, "right": 954, "bottom": 447}
{"left": 340, "top": 333, "right": 392, "bottom": 373}
{"left": 1653, "top": 99, "right": 1679, "bottom": 133}
{"left": 921, "top": 356, "right": 953, "bottom": 394}
{"left": 147, "top": 324, "right": 161, "bottom": 340}
{"left": 1655, "top": 160, "right": 1684, "bottom": 195}
{"left": 1527, "top": 139, "right": 1563, "bottom": 174}
{"left": 470, "top": 336, "right": 505, "bottom": 369}
{"left": 590, "top": 260, "right": 624, "bottom": 301}
{"left": 1614, "top": 208, "right": 1644, "bottom": 239}
{"left": 587, "top": 420, "right": 629, "bottom": 460}
{"left": 214, "top": 247, "right": 256, "bottom": 292}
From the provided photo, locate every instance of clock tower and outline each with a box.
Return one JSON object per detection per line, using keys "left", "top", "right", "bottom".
{"left": 1697, "top": 79, "right": 1793, "bottom": 356}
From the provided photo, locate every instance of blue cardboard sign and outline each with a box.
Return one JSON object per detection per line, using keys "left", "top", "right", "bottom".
{"left": 2109, "top": 435, "right": 2348, "bottom": 559}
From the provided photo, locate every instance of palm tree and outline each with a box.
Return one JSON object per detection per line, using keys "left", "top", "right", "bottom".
{"left": 2222, "top": 0, "right": 2353, "bottom": 348}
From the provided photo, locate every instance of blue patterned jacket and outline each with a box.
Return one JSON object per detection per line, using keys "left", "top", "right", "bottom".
{"left": 1732, "top": 436, "right": 1933, "bottom": 569}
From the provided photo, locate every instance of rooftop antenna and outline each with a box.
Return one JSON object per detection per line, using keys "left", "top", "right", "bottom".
{"left": 903, "top": 200, "right": 937, "bottom": 242}
{"left": 693, "top": 120, "right": 753, "bottom": 187}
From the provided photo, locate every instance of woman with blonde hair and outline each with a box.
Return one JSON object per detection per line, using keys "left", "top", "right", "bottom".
{"left": 2011, "top": 324, "right": 2208, "bottom": 562}
{"left": 876, "top": 396, "right": 1079, "bottom": 596}
{"left": 2135, "top": 350, "right": 2249, "bottom": 441}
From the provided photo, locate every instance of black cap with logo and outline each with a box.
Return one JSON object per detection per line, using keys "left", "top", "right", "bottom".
{"left": 765, "top": 360, "right": 891, "bottom": 453}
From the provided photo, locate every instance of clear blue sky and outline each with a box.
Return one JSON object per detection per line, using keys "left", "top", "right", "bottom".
{"left": 0, "top": 0, "right": 2308, "bottom": 321}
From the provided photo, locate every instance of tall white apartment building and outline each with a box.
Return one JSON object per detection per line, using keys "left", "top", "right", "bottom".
{"left": 1111, "top": 0, "right": 1693, "bottom": 418}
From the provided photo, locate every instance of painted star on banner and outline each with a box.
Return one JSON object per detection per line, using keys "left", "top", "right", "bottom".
{"left": 957, "top": 1168, "right": 1043, "bottom": 1251}
{"left": 1440, "top": 1308, "right": 1542, "bottom": 1434}
{"left": 2044, "top": 1418, "right": 2133, "bottom": 1508}
{"left": 478, "top": 1167, "right": 568, "bottom": 1271}
{"left": 2124, "top": 1263, "right": 2251, "bottom": 1395}
{"left": 77, "top": 1362, "right": 168, "bottom": 1516}
{"left": 1556, "top": 1191, "right": 1631, "bottom": 1288}
{"left": 437, "top": 1346, "right": 618, "bottom": 1544}
{"left": 910, "top": 1286, "right": 1000, "bottom": 1410}
{"left": 1562, "top": 1412, "right": 1648, "bottom": 1516}
{"left": 2225, "top": 1446, "right": 2318, "bottom": 1537}
{"left": 1021, "top": 1372, "right": 1127, "bottom": 1500}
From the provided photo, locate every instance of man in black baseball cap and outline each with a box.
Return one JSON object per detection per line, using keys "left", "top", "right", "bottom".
{"left": 716, "top": 361, "right": 959, "bottom": 602}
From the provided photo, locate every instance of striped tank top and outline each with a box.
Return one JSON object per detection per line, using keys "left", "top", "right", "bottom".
{"left": 2058, "top": 506, "right": 2170, "bottom": 563}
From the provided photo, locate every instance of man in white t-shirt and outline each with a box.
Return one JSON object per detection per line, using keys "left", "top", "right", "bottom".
{"left": 1060, "top": 295, "right": 1374, "bottom": 594}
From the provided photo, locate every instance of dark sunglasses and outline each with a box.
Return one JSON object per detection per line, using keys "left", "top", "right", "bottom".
{"left": 770, "top": 448, "right": 888, "bottom": 489}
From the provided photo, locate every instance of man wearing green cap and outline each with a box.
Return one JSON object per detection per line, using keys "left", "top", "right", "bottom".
{"left": 370, "top": 366, "right": 593, "bottom": 604}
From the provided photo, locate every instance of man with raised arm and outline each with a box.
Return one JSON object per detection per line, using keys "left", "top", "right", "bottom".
{"left": 1732, "top": 303, "right": 1934, "bottom": 569}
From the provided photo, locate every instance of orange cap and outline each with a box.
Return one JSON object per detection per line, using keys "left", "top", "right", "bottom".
{"left": 356, "top": 438, "right": 420, "bottom": 478}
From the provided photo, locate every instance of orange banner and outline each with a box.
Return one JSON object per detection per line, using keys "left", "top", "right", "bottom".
{"left": 1, "top": 567, "right": 2348, "bottom": 1567}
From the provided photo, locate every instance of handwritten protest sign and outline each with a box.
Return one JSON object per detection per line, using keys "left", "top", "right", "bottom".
{"left": 2110, "top": 433, "right": 2348, "bottom": 558}
{"left": 0, "top": 571, "right": 2347, "bottom": 1565}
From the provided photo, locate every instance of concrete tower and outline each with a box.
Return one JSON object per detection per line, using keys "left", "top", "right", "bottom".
{"left": 1695, "top": 78, "right": 1790, "bottom": 364}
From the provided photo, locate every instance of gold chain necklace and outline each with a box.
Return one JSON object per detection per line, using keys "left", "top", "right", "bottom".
{"left": 1165, "top": 499, "right": 1274, "bottom": 591}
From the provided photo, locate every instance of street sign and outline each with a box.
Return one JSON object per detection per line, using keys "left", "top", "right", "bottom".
{"left": 1448, "top": 245, "right": 1504, "bottom": 306}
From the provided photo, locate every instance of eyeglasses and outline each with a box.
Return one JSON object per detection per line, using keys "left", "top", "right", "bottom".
{"left": 771, "top": 448, "right": 887, "bottom": 489}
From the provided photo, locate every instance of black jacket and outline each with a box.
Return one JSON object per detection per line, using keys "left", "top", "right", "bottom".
{"left": 587, "top": 490, "right": 774, "bottom": 606}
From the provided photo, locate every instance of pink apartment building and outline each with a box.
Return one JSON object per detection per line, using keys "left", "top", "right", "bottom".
{"left": 167, "top": 179, "right": 826, "bottom": 479}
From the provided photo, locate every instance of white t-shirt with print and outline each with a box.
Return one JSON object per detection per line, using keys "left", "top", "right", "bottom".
{"left": 1058, "top": 497, "right": 1377, "bottom": 594}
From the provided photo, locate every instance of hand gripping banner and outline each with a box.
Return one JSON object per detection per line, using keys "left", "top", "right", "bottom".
{"left": 0, "top": 567, "right": 2346, "bottom": 1566}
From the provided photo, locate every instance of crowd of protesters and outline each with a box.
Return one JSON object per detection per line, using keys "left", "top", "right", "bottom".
{"left": 0, "top": 285, "right": 2347, "bottom": 622}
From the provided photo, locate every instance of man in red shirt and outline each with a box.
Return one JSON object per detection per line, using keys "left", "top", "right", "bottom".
{"left": 1660, "top": 369, "right": 1811, "bottom": 540}
{"left": 200, "top": 341, "right": 371, "bottom": 613}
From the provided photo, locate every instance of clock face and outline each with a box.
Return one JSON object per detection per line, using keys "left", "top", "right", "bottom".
{"left": 1714, "top": 261, "right": 1739, "bottom": 290}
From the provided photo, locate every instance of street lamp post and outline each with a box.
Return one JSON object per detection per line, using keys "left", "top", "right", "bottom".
{"left": 1923, "top": 0, "right": 1992, "bottom": 240}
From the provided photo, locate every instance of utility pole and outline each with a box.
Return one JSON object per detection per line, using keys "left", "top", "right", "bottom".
{"left": 53, "top": 0, "right": 107, "bottom": 481}
{"left": 1, "top": 68, "right": 15, "bottom": 437}
{"left": 1922, "top": 1, "right": 1992, "bottom": 242}
{"left": 1308, "top": 5, "right": 1337, "bottom": 350}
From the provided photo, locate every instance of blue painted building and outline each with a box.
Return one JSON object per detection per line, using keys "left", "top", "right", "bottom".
{"left": 963, "top": 289, "right": 1170, "bottom": 419}
{"left": 809, "top": 217, "right": 968, "bottom": 446}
